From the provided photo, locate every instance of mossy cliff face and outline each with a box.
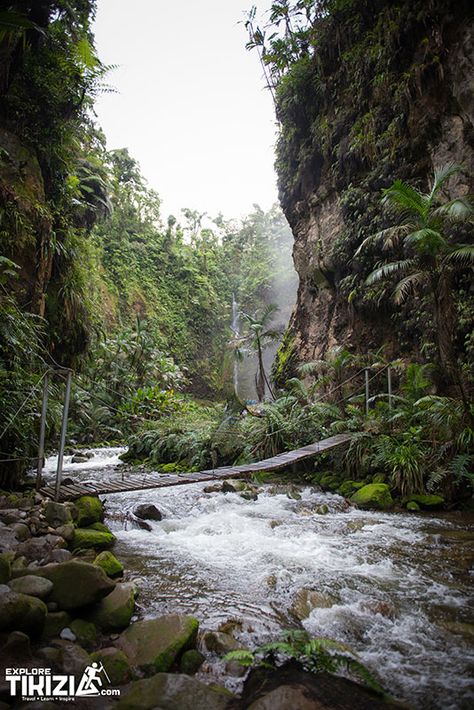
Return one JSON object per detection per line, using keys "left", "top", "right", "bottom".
{"left": 274, "top": 0, "right": 473, "bottom": 370}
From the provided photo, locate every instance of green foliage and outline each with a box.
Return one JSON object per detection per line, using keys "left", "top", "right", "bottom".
{"left": 225, "top": 629, "right": 385, "bottom": 695}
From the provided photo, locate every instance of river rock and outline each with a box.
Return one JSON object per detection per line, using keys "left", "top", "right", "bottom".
{"left": 3, "top": 630, "right": 31, "bottom": 659}
{"left": 42, "top": 611, "right": 72, "bottom": 639}
{"left": 180, "top": 649, "right": 205, "bottom": 675}
{"left": 115, "top": 673, "right": 232, "bottom": 710}
{"left": 290, "top": 588, "right": 336, "bottom": 621}
{"left": 0, "top": 590, "right": 47, "bottom": 637}
{"left": 45, "top": 548, "right": 73, "bottom": 564}
{"left": 16, "top": 534, "right": 66, "bottom": 563}
{"left": 71, "top": 454, "right": 89, "bottom": 463}
{"left": 116, "top": 614, "right": 199, "bottom": 674}
{"left": 12, "top": 522, "right": 30, "bottom": 541}
{"left": 0, "top": 526, "right": 18, "bottom": 553}
{"left": 94, "top": 550, "right": 124, "bottom": 578}
{"left": 222, "top": 480, "right": 247, "bottom": 493}
{"left": 71, "top": 526, "right": 116, "bottom": 551}
{"left": 133, "top": 503, "right": 162, "bottom": 521}
{"left": 8, "top": 575, "right": 53, "bottom": 599}
{"left": 90, "top": 647, "right": 131, "bottom": 685}
{"left": 350, "top": 484, "right": 393, "bottom": 510}
{"left": 86, "top": 582, "right": 136, "bottom": 630}
{"left": 0, "top": 551, "right": 13, "bottom": 583}
{"left": 29, "top": 560, "right": 115, "bottom": 610}
{"left": 201, "top": 630, "right": 242, "bottom": 654}
{"left": 75, "top": 495, "right": 104, "bottom": 526}
{"left": 43, "top": 501, "right": 73, "bottom": 527}
{"left": 55, "top": 642, "right": 90, "bottom": 675}
{"left": 0, "top": 508, "right": 24, "bottom": 525}
{"left": 405, "top": 494, "right": 445, "bottom": 510}
{"left": 60, "top": 627, "right": 77, "bottom": 641}
{"left": 70, "top": 619, "right": 98, "bottom": 648}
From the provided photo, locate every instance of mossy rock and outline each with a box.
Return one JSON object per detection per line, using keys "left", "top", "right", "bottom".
{"left": 75, "top": 496, "right": 104, "bottom": 527}
{"left": 319, "top": 474, "right": 341, "bottom": 490}
{"left": 90, "top": 647, "right": 131, "bottom": 685}
{"left": 30, "top": 560, "right": 115, "bottom": 610}
{"left": 94, "top": 551, "right": 124, "bottom": 578}
{"left": 115, "top": 673, "right": 231, "bottom": 710}
{"left": 0, "top": 590, "right": 47, "bottom": 637}
{"left": 70, "top": 619, "right": 98, "bottom": 648}
{"left": 405, "top": 494, "right": 445, "bottom": 510}
{"left": 372, "top": 473, "right": 386, "bottom": 484}
{"left": 0, "top": 552, "right": 13, "bottom": 584}
{"left": 117, "top": 614, "right": 199, "bottom": 675}
{"left": 71, "top": 526, "right": 116, "bottom": 551}
{"left": 42, "top": 611, "right": 71, "bottom": 639}
{"left": 406, "top": 501, "right": 420, "bottom": 512}
{"left": 350, "top": 484, "right": 393, "bottom": 510}
{"left": 337, "top": 480, "right": 359, "bottom": 497}
{"left": 180, "top": 649, "right": 205, "bottom": 675}
{"left": 86, "top": 582, "right": 136, "bottom": 631}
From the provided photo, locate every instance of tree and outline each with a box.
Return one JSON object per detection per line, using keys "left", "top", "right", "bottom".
{"left": 355, "top": 164, "right": 473, "bottom": 401}
{"left": 239, "top": 304, "right": 282, "bottom": 402}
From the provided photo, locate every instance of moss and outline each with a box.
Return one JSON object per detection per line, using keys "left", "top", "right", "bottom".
{"left": 94, "top": 551, "right": 124, "bottom": 578}
{"left": 406, "top": 501, "right": 420, "bottom": 512}
{"left": 405, "top": 494, "right": 445, "bottom": 510}
{"left": 180, "top": 649, "right": 205, "bottom": 675}
{"left": 70, "top": 619, "right": 98, "bottom": 648}
{"left": 0, "top": 552, "right": 13, "bottom": 584}
{"left": 71, "top": 527, "right": 116, "bottom": 551}
{"left": 351, "top": 483, "right": 393, "bottom": 510}
{"left": 75, "top": 496, "right": 104, "bottom": 527}
{"left": 272, "top": 329, "right": 297, "bottom": 387}
{"left": 90, "top": 648, "right": 131, "bottom": 685}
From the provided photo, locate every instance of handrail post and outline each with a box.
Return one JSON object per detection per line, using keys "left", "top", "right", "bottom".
{"left": 36, "top": 372, "right": 49, "bottom": 491}
{"left": 55, "top": 370, "right": 72, "bottom": 501}
{"left": 387, "top": 365, "right": 392, "bottom": 410}
{"left": 364, "top": 368, "right": 369, "bottom": 416}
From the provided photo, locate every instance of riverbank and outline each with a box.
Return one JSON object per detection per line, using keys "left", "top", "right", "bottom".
{"left": 1, "top": 448, "right": 473, "bottom": 709}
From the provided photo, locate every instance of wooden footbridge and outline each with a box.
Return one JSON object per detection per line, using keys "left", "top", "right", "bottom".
{"left": 40, "top": 433, "right": 352, "bottom": 501}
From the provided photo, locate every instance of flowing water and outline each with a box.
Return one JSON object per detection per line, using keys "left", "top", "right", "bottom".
{"left": 44, "top": 448, "right": 474, "bottom": 709}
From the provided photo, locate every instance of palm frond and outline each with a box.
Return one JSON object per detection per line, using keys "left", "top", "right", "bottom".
{"left": 430, "top": 163, "right": 462, "bottom": 199}
{"left": 354, "top": 225, "right": 410, "bottom": 257}
{"left": 444, "top": 245, "right": 474, "bottom": 266}
{"left": 433, "top": 196, "right": 474, "bottom": 221}
{"left": 393, "top": 271, "right": 425, "bottom": 304}
{"left": 365, "top": 259, "right": 415, "bottom": 285}
{"left": 382, "top": 180, "right": 428, "bottom": 219}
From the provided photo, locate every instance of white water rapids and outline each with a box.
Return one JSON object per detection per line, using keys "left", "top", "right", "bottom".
{"left": 44, "top": 448, "right": 474, "bottom": 709}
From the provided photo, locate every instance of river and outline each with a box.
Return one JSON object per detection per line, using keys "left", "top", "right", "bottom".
{"left": 44, "top": 447, "right": 474, "bottom": 709}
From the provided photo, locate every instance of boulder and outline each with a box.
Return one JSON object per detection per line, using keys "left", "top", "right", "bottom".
{"left": 86, "top": 582, "right": 136, "bottom": 631}
{"left": 12, "top": 522, "right": 30, "bottom": 541}
{"left": 75, "top": 496, "right": 104, "bottom": 527}
{"left": 45, "top": 548, "right": 73, "bottom": 564}
{"left": 0, "top": 590, "right": 47, "bottom": 637}
{"left": 133, "top": 503, "right": 162, "bottom": 521}
{"left": 201, "top": 630, "right": 242, "bottom": 655}
{"left": 90, "top": 647, "right": 131, "bottom": 685}
{"left": 2, "top": 630, "right": 31, "bottom": 659}
{"left": 0, "top": 525, "right": 18, "bottom": 553}
{"left": 71, "top": 454, "right": 89, "bottom": 463}
{"left": 71, "top": 526, "right": 116, "bottom": 551}
{"left": 350, "top": 484, "right": 393, "bottom": 510}
{"left": 290, "top": 588, "right": 336, "bottom": 621}
{"left": 116, "top": 614, "right": 199, "bottom": 674}
{"left": 16, "top": 534, "right": 66, "bottom": 563}
{"left": 94, "top": 550, "right": 124, "bottom": 578}
{"left": 115, "top": 673, "right": 232, "bottom": 710}
{"left": 29, "top": 560, "right": 115, "bottom": 610}
{"left": 8, "top": 575, "right": 53, "bottom": 599}
{"left": 70, "top": 619, "right": 98, "bottom": 648}
{"left": 222, "top": 480, "right": 247, "bottom": 493}
{"left": 406, "top": 501, "right": 420, "bottom": 512}
{"left": 42, "top": 611, "right": 71, "bottom": 639}
{"left": 0, "top": 551, "right": 13, "bottom": 583}
{"left": 43, "top": 501, "right": 73, "bottom": 527}
{"left": 56, "top": 642, "right": 90, "bottom": 675}
{"left": 55, "top": 523, "right": 75, "bottom": 542}
{"left": 405, "top": 494, "right": 445, "bottom": 510}
{"left": 180, "top": 649, "right": 205, "bottom": 675}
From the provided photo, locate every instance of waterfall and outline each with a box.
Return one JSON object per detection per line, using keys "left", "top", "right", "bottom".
{"left": 231, "top": 293, "right": 239, "bottom": 397}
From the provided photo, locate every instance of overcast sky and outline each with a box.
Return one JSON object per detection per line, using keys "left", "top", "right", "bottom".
{"left": 92, "top": 0, "right": 278, "bottom": 220}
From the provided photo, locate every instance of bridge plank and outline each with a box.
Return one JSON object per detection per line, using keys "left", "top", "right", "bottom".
{"left": 40, "top": 434, "right": 351, "bottom": 500}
